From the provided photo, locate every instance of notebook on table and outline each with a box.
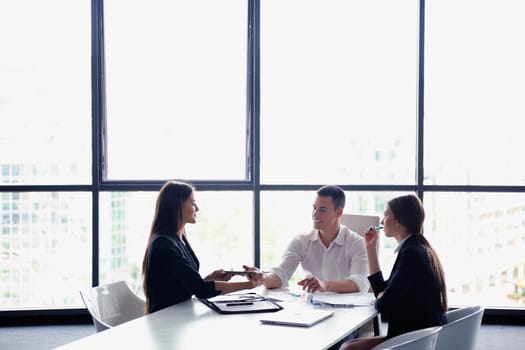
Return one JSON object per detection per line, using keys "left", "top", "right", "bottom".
{"left": 259, "top": 307, "right": 334, "bottom": 327}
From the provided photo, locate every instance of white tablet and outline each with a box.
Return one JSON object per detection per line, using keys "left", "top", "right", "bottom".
{"left": 259, "top": 308, "right": 334, "bottom": 327}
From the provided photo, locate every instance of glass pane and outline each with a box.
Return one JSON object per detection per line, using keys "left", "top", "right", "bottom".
{"left": 260, "top": 0, "right": 418, "bottom": 184}
{"left": 104, "top": 0, "right": 248, "bottom": 181}
{"left": 260, "top": 190, "right": 405, "bottom": 284}
{"left": 98, "top": 192, "right": 154, "bottom": 295}
{"left": 0, "top": 192, "right": 92, "bottom": 310}
{"left": 425, "top": 192, "right": 525, "bottom": 309}
{"left": 425, "top": 0, "right": 525, "bottom": 185}
{"left": 99, "top": 190, "right": 253, "bottom": 296}
{"left": 0, "top": 1, "right": 91, "bottom": 185}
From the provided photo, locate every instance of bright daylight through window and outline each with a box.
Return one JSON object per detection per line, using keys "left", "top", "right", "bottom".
{"left": 0, "top": 0, "right": 524, "bottom": 313}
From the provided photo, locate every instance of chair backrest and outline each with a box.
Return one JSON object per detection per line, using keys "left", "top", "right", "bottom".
{"left": 435, "top": 305, "right": 484, "bottom": 350}
{"left": 372, "top": 326, "right": 442, "bottom": 350}
{"left": 340, "top": 214, "right": 380, "bottom": 236}
{"left": 79, "top": 280, "right": 145, "bottom": 332}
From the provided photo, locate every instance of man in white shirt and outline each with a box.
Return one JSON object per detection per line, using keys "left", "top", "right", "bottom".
{"left": 263, "top": 185, "right": 369, "bottom": 293}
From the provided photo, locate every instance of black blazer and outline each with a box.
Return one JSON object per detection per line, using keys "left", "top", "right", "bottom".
{"left": 368, "top": 234, "right": 446, "bottom": 339}
{"left": 145, "top": 233, "right": 220, "bottom": 313}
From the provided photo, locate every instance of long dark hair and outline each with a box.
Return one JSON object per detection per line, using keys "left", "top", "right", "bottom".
{"left": 141, "top": 180, "right": 195, "bottom": 313}
{"left": 388, "top": 194, "right": 448, "bottom": 312}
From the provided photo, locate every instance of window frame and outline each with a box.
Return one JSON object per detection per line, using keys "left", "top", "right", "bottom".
{"left": 0, "top": 0, "right": 524, "bottom": 324}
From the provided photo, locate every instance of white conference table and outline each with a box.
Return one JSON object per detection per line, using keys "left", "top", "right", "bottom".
{"left": 57, "top": 289, "right": 379, "bottom": 350}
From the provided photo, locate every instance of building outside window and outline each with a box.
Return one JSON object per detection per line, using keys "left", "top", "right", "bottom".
{"left": 1, "top": 0, "right": 524, "bottom": 314}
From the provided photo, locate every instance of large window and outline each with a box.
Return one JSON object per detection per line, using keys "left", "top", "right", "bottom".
{"left": 260, "top": 0, "right": 418, "bottom": 184}
{"left": 423, "top": 0, "right": 525, "bottom": 309}
{"left": 103, "top": 0, "right": 248, "bottom": 181}
{"left": 424, "top": 193, "right": 525, "bottom": 308}
{"left": 0, "top": 0, "right": 92, "bottom": 310}
{"left": 0, "top": 192, "right": 92, "bottom": 309}
{"left": 1, "top": 0, "right": 524, "bottom": 317}
{"left": 425, "top": 0, "right": 525, "bottom": 185}
{"left": 0, "top": 0, "right": 91, "bottom": 185}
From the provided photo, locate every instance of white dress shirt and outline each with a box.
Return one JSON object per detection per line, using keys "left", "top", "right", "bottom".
{"left": 394, "top": 233, "right": 413, "bottom": 254}
{"left": 270, "top": 224, "right": 370, "bottom": 292}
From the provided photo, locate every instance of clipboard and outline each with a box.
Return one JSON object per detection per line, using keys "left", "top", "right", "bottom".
{"left": 199, "top": 292, "right": 283, "bottom": 314}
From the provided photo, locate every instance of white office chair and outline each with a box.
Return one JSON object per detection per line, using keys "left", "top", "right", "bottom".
{"left": 372, "top": 326, "right": 442, "bottom": 350}
{"left": 434, "top": 305, "right": 484, "bottom": 350}
{"left": 340, "top": 212, "right": 382, "bottom": 335}
{"left": 340, "top": 214, "right": 380, "bottom": 236}
{"left": 79, "top": 280, "right": 145, "bottom": 332}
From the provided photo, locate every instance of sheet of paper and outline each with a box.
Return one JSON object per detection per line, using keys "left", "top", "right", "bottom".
{"left": 312, "top": 292, "right": 375, "bottom": 307}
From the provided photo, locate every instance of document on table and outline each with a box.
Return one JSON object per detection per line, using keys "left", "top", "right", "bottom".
{"left": 311, "top": 292, "right": 375, "bottom": 308}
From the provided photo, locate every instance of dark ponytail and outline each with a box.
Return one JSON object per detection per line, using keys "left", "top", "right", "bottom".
{"left": 388, "top": 194, "right": 448, "bottom": 312}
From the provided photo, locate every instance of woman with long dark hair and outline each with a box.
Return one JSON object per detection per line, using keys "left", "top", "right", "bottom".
{"left": 142, "top": 180, "right": 262, "bottom": 313}
{"left": 340, "top": 194, "right": 447, "bottom": 350}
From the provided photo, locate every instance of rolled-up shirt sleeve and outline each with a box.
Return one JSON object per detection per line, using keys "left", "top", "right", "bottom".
{"left": 346, "top": 234, "right": 370, "bottom": 292}
{"left": 269, "top": 236, "right": 304, "bottom": 287}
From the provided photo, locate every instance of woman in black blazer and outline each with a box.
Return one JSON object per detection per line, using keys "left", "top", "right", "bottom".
{"left": 340, "top": 194, "right": 447, "bottom": 350}
{"left": 142, "top": 180, "right": 263, "bottom": 314}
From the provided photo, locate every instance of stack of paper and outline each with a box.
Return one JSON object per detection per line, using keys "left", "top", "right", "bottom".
{"left": 311, "top": 292, "right": 375, "bottom": 308}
